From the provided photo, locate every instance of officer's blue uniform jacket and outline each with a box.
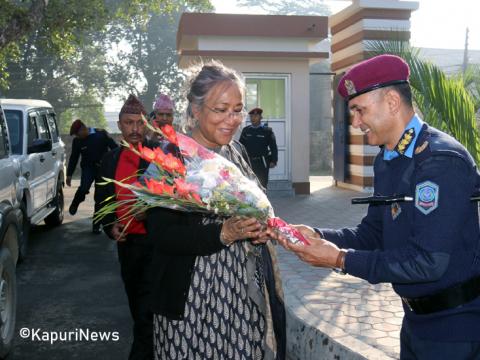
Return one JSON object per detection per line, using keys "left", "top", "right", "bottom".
{"left": 317, "top": 115, "right": 480, "bottom": 341}
{"left": 239, "top": 124, "right": 278, "bottom": 164}
{"left": 67, "top": 128, "right": 118, "bottom": 177}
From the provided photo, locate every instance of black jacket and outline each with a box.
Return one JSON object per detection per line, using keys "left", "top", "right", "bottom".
{"left": 96, "top": 140, "right": 156, "bottom": 239}
{"left": 67, "top": 128, "right": 118, "bottom": 176}
{"left": 147, "top": 208, "right": 225, "bottom": 319}
{"left": 239, "top": 125, "right": 278, "bottom": 164}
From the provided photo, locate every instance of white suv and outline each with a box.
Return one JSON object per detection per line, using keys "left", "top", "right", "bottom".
{"left": 0, "top": 104, "right": 22, "bottom": 358}
{"left": 1, "top": 99, "right": 65, "bottom": 256}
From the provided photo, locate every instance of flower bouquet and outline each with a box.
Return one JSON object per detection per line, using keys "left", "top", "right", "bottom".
{"left": 96, "top": 121, "right": 309, "bottom": 245}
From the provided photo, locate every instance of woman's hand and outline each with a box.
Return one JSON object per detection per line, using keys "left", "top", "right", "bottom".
{"left": 220, "top": 216, "right": 262, "bottom": 245}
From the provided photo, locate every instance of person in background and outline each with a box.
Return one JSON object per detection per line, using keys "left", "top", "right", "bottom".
{"left": 66, "top": 119, "right": 117, "bottom": 233}
{"left": 150, "top": 93, "right": 175, "bottom": 128}
{"left": 271, "top": 54, "right": 480, "bottom": 359}
{"left": 239, "top": 107, "right": 278, "bottom": 189}
{"left": 96, "top": 95, "right": 156, "bottom": 360}
{"left": 147, "top": 61, "right": 286, "bottom": 360}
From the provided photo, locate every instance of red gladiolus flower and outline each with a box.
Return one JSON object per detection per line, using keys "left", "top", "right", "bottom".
{"left": 174, "top": 178, "right": 199, "bottom": 198}
{"left": 162, "top": 182, "right": 175, "bottom": 195}
{"left": 153, "top": 147, "right": 166, "bottom": 165}
{"left": 190, "top": 192, "right": 204, "bottom": 204}
{"left": 163, "top": 153, "right": 186, "bottom": 175}
{"left": 161, "top": 124, "right": 178, "bottom": 145}
{"left": 145, "top": 178, "right": 165, "bottom": 195}
{"left": 137, "top": 143, "right": 156, "bottom": 162}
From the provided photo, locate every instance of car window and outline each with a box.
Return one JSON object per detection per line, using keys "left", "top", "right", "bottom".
{"left": 0, "top": 111, "right": 8, "bottom": 158}
{"left": 46, "top": 113, "right": 59, "bottom": 143}
{"left": 27, "top": 115, "right": 38, "bottom": 146}
{"left": 4, "top": 110, "right": 22, "bottom": 154}
{"left": 36, "top": 114, "right": 51, "bottom": 141}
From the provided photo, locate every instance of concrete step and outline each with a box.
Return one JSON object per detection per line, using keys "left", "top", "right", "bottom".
{"left": 267, "top": 180, "right": 295, "bottom": 197}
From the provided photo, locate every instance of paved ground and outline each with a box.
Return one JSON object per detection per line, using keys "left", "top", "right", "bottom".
{"left": 10, "top": 177, "right": 402, "bottom": 359}
{"left": 11, "top": 181, "right": 132, "bottom": 359}
{"left": 271, "top": 177, "right": 402, "bottom": 360}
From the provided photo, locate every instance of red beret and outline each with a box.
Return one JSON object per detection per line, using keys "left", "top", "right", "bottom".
{"left": 338, "top": 54, "right": 410, "bottom": 100}
{"left": 120, "top": 94, "right": 147, "bottom": 116}
{"left": 69, "top": 119, "right": 85, "bottom": 136}
{"left": 248, "top": 107, "right": 263, "bottom": 115}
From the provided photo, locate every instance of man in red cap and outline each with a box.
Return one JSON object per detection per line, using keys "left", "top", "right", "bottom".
{"left": 271, "top": 54, "right": 480, "bottom": 358}
{"left": 240, "top": 107, "right": 278, "bottom": 189}
{"left": 96, "top": 94, "right": 156, "bottom": 360}
{"left": 66, "top": 118, "right": 117, "bottom": 233}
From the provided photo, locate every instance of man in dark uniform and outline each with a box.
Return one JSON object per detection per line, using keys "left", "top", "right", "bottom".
{"left": 96, "top": 95, "right": 156, "bottom": 360}
{"left": 239, "top": 107, "right": 278, "bottom": 189}
{"left": 66, "top": 119, "right": 117, "bottom": 233}
{"left": 272, "top": 54, "right": 480, "bottom": 359}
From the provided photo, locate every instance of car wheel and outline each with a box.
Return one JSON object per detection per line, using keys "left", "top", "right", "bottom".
{"left": 0, "top": 246, "right": 16, "bottom": 359}
{"left": 44, "top": 183, "right": 64, "bottom": 226}
{"left": 17, "top": 202, "right": 30, "bottom": 262}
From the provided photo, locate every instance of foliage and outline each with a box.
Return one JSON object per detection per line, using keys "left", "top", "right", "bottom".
{"left": 0, "top": 0, "right": 211, "bottom": 128}
{"left": 107, "top": 1, "right": 213, "bottom": 113}
{"left": 236, "top": 0, "right": 330, "bottom": 15}
{"left": 367, "top": 40, "right": 480, "bottom": 163}
{"left": 58, "top": 92, "right": 108, "bottom": 134}
{"left": 458, "top": 64, "right": 480, "bottom": 112}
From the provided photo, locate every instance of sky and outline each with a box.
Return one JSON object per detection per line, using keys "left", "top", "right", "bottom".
{"left": 212, "top": 0, "right": 479, "bottom": 51}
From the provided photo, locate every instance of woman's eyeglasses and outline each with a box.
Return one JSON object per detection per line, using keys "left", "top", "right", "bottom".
{"left": 204, "top": 105, "right": 247, "bottom": 122}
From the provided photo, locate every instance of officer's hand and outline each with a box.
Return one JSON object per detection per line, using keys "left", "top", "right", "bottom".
{"left": 269, "top": 162, "right": 276, "bottom": 168}
{"left": 111, "top": 222, "right": 127, "bottom": 242}
{"left": 292, "top": 224, "right": 321, "bottom": 240}
{"left": 66, "top": 176, "right": 72, "bottom": 187}
{"left": 279, "top": 236, "right": 340, "bottom": 268}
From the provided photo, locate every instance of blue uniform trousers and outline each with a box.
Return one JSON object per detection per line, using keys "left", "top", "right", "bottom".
{"left": 400, "top": 321, "right": 480, "bottom": 359}
{"left": 71, "top": 165, "right": 102, "bottom": 220}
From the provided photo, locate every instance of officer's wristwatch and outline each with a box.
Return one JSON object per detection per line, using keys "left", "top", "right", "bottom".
{"left": 332, "top": 249, "right": 347, "bottom": 275}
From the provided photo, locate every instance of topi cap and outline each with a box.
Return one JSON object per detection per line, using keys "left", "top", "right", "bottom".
{"left": 70, "top": 119, "right": 85, "bottom": 136}
{"left": 153, "top": 94, "right": 174, "bottom": 112}
{"left": 120, "top": 94, "right": 147, "bottom": 116}
{"left": 337, "top": 54, "right": 410, "bottom": 100}
{"left": 248, "top": 107, "right": 263, "bottom": 115}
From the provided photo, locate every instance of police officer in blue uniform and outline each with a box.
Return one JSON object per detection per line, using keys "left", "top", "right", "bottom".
{"left": 67, "top": 119, "right": 118, "bottom": 233}
{"left": 271, "top": 54, "right": 480, "bottom": 359}
{"left": 239, "top": 107, "right": 278, "bottom": 189}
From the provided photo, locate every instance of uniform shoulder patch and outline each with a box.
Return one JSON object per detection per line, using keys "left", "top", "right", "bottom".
{"left": 415, "top": 181, "right": 439, "bottom": 215}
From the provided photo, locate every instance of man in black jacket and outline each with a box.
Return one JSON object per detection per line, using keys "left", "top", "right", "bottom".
{"left": 66, "top": 119, "right": 117, "bottom": 233}
{"left": 239, "top": 107, "right": 278, "bottom": 189}
{"left": 96, "top": 95, "right": 155, "bottom": 360}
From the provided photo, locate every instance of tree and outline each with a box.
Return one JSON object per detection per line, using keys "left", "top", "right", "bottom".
{"left": 1, "top": 0, "right": 211, "bottom": 129}
{"left": 236, "top": 0, "right": 330, "bottom": 15}
{"left": 59, "top": 92, "right": 108, "bottom": 134}
{"left": 107, "top": 1, "right": 213, "bottom": 112}
{"left": 0, "top": 0, "right": 49, "bottom": 49}
{"left": 368, "top": 40, "right": 480, "bottom": 163}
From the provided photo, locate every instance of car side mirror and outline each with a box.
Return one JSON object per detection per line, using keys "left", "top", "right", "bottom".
{"left": 28, "top": 139, "right": 52, "bottom": 154}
